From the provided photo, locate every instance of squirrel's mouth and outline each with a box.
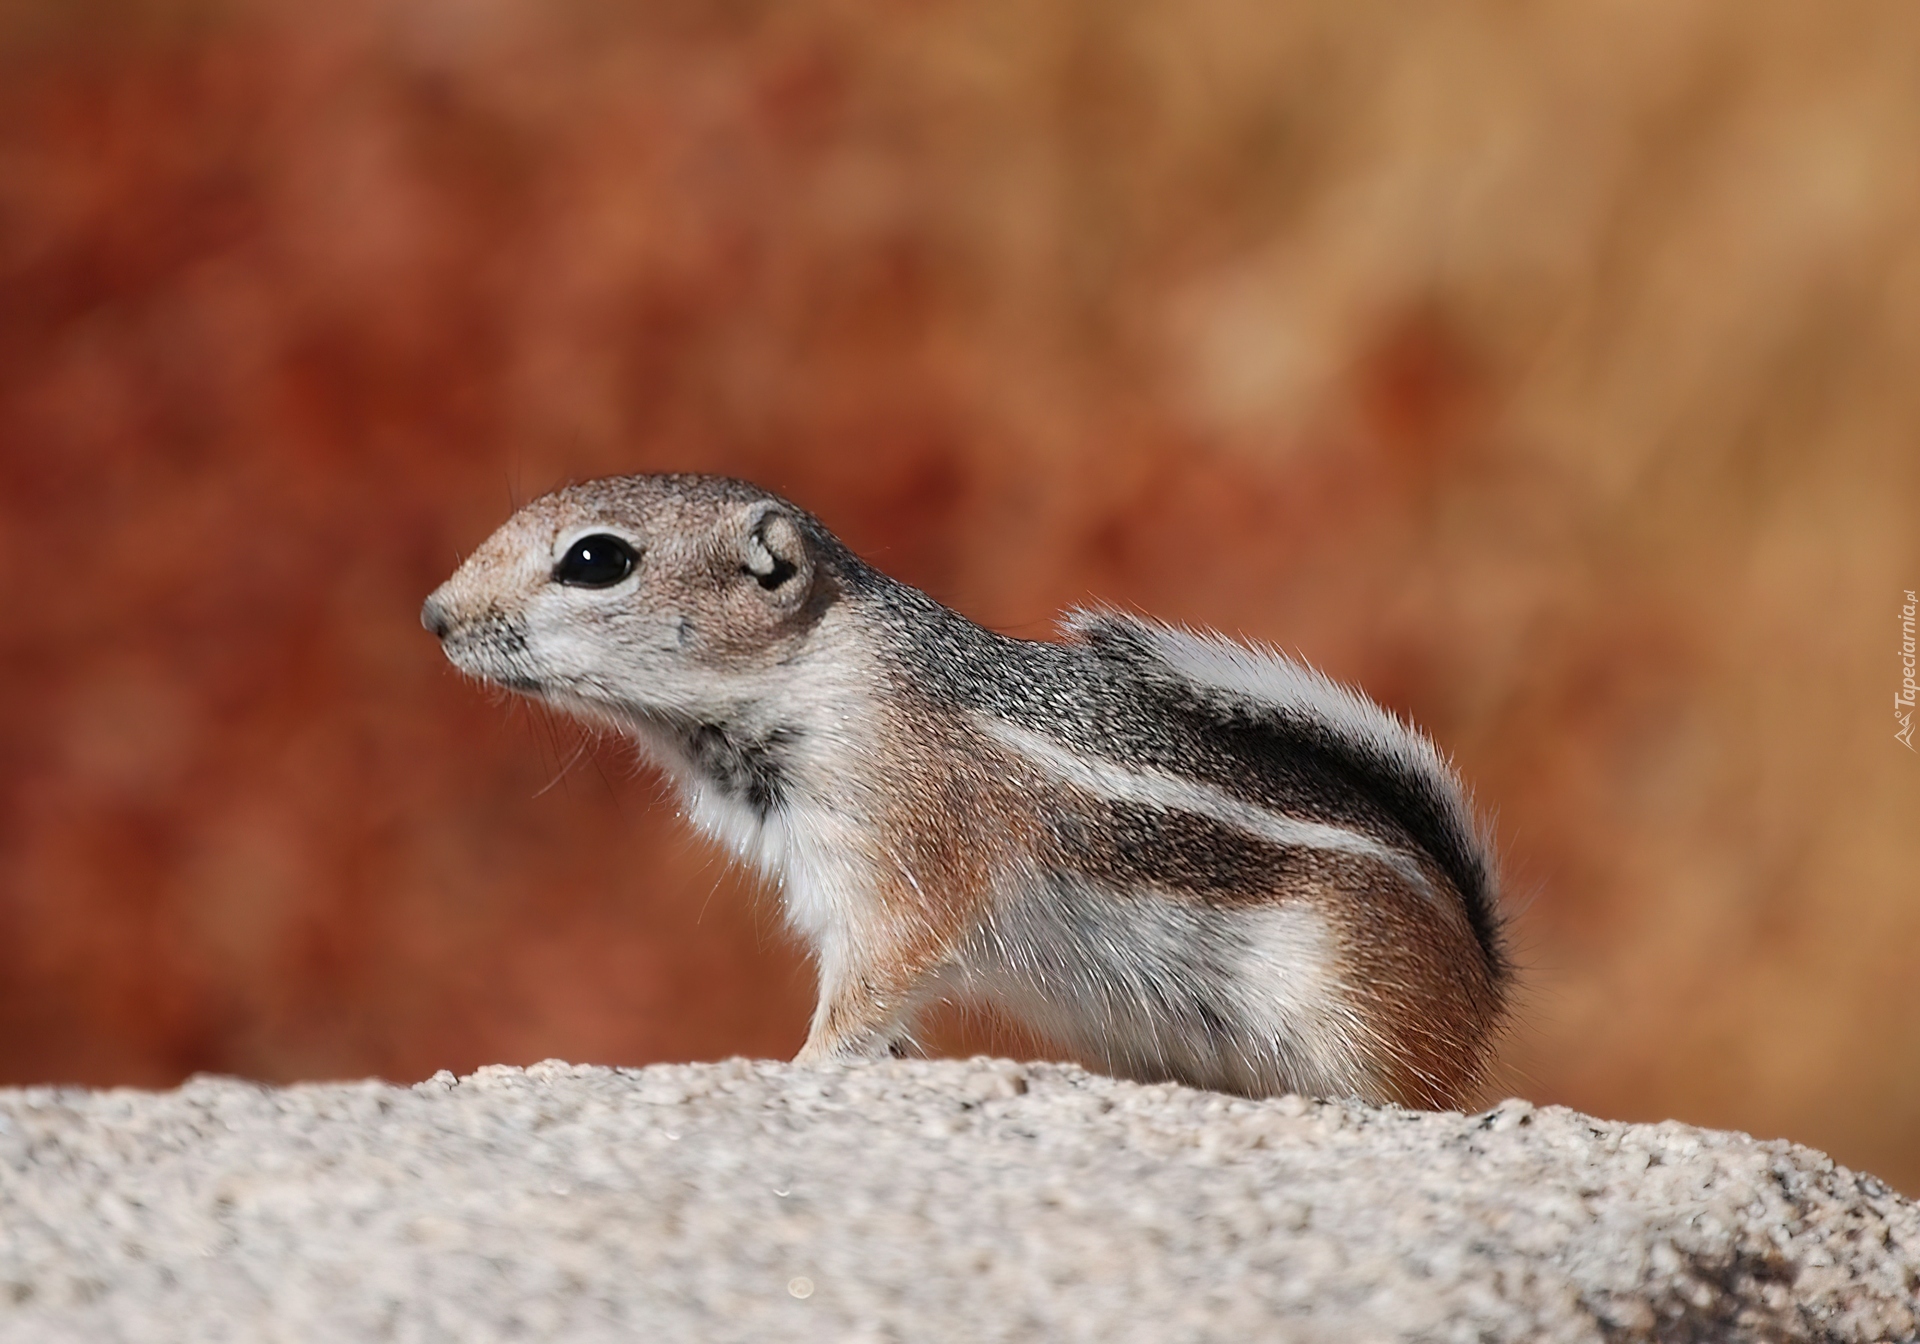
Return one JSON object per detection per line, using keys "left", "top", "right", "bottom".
{"left": 431, "top": 609, "right": 547, "bottom": 696}
{"left": 441, "top": 643, "right": 544, "bottom": 695}
{"left": 487, "top": 669, "right": 547, "bottom": 695}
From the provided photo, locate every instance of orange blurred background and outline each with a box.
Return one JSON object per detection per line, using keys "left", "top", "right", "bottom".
{"left": 3, "top": 1, "right": 1917, "bottom": 1189}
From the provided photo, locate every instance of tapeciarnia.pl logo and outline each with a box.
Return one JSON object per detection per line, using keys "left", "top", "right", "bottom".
{"left": 1898, "top": 589, "right": 1917, "bottom": 750}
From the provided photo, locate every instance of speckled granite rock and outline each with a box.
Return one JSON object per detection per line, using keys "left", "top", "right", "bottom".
{"left": 0, "top": 1059, "right": 1913, "bottom": 1343}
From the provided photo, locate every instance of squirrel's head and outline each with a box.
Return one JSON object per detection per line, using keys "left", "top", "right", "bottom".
{"left": 422, "top": 474, "right": 839, "bottom": 727}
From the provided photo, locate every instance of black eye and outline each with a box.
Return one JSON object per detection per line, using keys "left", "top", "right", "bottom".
{"left": 553, "top": 534, "right": 638, "bottom": 588}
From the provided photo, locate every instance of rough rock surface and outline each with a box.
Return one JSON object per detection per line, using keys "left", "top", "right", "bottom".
{"left": 0, "top": 1059, "right": 1914, "bottom": 1343}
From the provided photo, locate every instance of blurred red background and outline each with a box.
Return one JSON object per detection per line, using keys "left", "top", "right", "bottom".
{"left": 3, "top": 1, "right": 1917, "bottom": 1189}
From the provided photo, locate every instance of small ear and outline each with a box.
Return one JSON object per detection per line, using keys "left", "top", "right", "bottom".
{"left": 737, "top": 504, "right": 814, "bottom": 609}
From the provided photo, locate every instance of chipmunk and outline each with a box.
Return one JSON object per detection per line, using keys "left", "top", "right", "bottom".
{"left": 422, "top": 474, "right": 1508, "bottom": 1107}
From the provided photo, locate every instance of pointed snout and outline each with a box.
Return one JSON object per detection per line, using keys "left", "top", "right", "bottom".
{"left": 420, "top": 589, "right": 453, "bottom": 639}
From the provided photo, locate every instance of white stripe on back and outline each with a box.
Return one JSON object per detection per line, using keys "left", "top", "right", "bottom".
{"left": 978, "top": 717, "right": 1431, "bottom": 894}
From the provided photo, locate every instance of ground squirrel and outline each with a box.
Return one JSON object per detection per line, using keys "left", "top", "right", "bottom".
{"left": 423, "top": 474, "right": 1508, "bottom": 1106}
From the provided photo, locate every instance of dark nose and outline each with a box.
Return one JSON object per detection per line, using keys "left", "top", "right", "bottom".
{"left": 420, "top": 593, "right": 452, "bottom": 639}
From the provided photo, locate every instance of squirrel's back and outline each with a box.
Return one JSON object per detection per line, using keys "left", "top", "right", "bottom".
{"left": 856, "top": 585, "right": 1508, "bottom": 1103}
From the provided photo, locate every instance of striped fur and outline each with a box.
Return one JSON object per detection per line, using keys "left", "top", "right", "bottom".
{"left": 424, "top": 473, "right": 1510, "bottom": 1107}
